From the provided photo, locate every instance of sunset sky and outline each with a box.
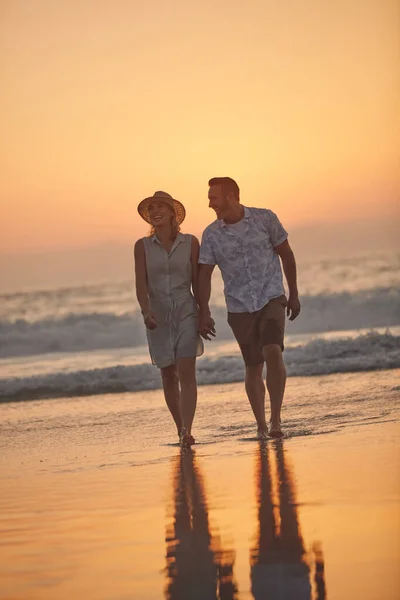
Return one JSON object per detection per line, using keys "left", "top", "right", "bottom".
{"left": 1, "top": 0, "right": 399, "bottom": 259}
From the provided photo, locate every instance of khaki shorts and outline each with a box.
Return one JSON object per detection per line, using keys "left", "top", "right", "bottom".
{"left": 227, "top": 295, "right": 287, "bottom": 366}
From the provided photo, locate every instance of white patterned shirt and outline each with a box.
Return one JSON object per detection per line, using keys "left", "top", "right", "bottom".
{"left": 199, "top": 206, "right": 288, "bottom": 313}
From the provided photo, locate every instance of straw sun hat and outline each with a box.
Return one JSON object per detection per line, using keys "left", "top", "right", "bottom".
{"left": 137, "top": 191, "right": 186, "bottom": 225}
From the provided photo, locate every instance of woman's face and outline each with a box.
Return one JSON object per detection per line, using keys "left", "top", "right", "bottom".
{"left": 148, "top": 201, "right": 175, "bottom": 227}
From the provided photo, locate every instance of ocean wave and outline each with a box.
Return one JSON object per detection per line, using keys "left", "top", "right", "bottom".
{"left": 1, "top": 332, "right": 399, "bottom": 402}
{"left": 0, "top": 312, "right": 147, "bottom": 358}
{"left": 0, "top": 287, "right": 399, "bottom": 358}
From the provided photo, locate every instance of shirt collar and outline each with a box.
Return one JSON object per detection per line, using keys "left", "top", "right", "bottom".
{"left": 151, "top": 231, "right": 186, "bottom": 245}
{"left": 219, "top": 206, "right": 250, "bottom": 229}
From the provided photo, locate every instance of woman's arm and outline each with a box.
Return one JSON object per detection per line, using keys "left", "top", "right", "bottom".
{"left": 191, "top": 235, "right": 215, "bottom": 339}
{"left": 190, "top": 235, "right": 200, "bottom": 305}
{"left": 134, "top": 239, "right": 157, "bottom": 329}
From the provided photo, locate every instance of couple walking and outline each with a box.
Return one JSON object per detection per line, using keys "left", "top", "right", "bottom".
{"left": 134, "top": 177, "right": 300, "bottom": 447}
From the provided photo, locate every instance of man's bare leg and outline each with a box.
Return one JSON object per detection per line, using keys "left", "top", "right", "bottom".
{"left": 245, "top": 363, "right": 268, "bottom": 434}
{"left": 262, "top": 344, "right": 286, "bottom": 435}
{"left": 160, "top": 364, "right": 182, "bottom": 436}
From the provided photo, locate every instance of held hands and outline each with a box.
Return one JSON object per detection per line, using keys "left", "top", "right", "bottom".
{"left": 142, "top": 310, "right": 158, "bottom": 330}
{"left": 287, "top": 295, "right": 301, "bottom": 321}
{"left": 199, "top": 313, "right": 216, "bottom": 341}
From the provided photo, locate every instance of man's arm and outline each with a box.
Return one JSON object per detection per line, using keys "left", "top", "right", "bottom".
{"left": 274, "top": 239, "right": 301, "bottom": 321}
{"left": 197, "top": 263, "right": 216, "bottom": 339}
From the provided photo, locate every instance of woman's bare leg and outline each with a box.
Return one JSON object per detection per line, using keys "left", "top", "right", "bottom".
{"left": 176, "top": 357, "right": 197, "bottom": 436}
{"left": 160, "top": 364, "right": 182, "bottom": 435}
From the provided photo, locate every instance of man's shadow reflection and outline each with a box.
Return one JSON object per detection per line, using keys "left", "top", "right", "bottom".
{"left": 165, "top": 449, "right": 238, "bottom": 599}
{"left": 164, "top": 444, "right": 326, "bottom": 599}
{"left": 250, "top": 441, "right": 326, "bottom": 600}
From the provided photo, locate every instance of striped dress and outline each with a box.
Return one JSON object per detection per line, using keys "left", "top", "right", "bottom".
{"left": 142, "top": 232, "right": 203, "bottom": 368}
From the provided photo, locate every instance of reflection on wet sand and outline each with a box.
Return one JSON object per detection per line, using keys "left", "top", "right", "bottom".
{"left": 251, "top": 441, "right": 327, "bottom": 600}
{"left": 165, "top": 443, "right": 326, "bottom": 599}
{"left": 165, "top": 449, "right": 238, "bottom": 599}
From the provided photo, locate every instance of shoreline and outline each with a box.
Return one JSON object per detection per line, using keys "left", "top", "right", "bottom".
{"left": 0, "top": 369, "right": 399, "bottom": 598}
{"left": 1, "top": 359, "right": 400, "bottom": 404}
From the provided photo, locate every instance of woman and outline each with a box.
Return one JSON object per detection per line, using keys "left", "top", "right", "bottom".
{"left": 134, "top": 190, "right": 203, "bottom": 448}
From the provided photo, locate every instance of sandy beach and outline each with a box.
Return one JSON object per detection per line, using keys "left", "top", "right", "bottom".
{"left": 0, "top": 369, "right": 399, "bottom": 599}
{"left": 2, "top": 0, "right": 399, "bottom": 597}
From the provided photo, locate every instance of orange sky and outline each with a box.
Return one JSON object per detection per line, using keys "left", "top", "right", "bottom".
{"left": 1, "top": 0, "right": 399, "bottom": 255}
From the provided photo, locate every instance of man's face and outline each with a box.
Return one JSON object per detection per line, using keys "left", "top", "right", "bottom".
{"left": 208, "top": 184, "right": 231, "bottom": 220}
{"left": 147, "top": 201, "right": 174, "bottom": 227}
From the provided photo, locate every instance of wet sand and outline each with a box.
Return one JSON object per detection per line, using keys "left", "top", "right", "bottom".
{"left": 0, "top": 377, "right": 399, "bottom": 599}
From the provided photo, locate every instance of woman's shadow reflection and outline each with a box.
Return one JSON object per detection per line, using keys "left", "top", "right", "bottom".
{"left": 164, "top": 444, "right": 326, "bottom": 599}
{"left": 250, "top": 441, "right": 326, "bottom": 600}
{"left": 165, "top": 449, "right": 238, "bottom": 599}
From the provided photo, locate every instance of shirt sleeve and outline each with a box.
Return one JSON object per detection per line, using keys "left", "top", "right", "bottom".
{"left": 265, "top": 210, "right": 288, "bottom": 247}
{"left": 199, "top": 229, "right": 217, "bottom": 265}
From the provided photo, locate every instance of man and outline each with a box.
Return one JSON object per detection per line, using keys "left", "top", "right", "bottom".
{"left": 198, "top": 177, "right": 300, "bottom": 438}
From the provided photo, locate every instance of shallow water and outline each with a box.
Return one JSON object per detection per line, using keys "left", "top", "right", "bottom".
{"left": 1, "top": 370, "right": 399, "bottom": 475}
{"left": 0, "top": 371, "right": 399, "bottom": 599}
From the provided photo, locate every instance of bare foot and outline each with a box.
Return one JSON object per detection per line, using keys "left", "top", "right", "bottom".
{"left": 269, "top": 421, "right": 284, "bottom": 438}
{"left": 180, "top": 428, "right": 195, "bottom": 448}
{"left": 256, "top": 427, "right": 268, "bottom": 441}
